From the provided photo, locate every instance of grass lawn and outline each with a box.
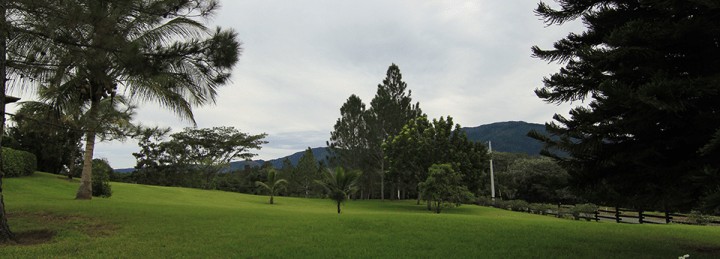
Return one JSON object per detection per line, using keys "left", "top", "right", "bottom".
{"left": 2, "top": 172, "right": 720, "bottom": 258}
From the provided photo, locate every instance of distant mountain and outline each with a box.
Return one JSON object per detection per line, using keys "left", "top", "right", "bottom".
{"left": 227, "top": 147, "right": 331, "bottom": 171}
{"left": 462, "top": 121, "right": 546, "bottom": 155}
{"left": 115, "top": 121, "right": 546, "bottom": 172}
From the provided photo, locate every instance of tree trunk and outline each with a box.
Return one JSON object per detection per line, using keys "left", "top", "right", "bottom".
{"left": 417, "top": 189, "right": 422, "bottom": 205}
{"left": 0, "top": 2, "right": 15, "bottom": 242}
{"left": 75, "top": 100, "right": 99, "bottom": 200}
{"left": 270, "top": 195, "right": 274, "bottom": 204}
{"left": 337, "top": 202, "right": 341, "bottom": 214}
{"left": 380, "top": 161, "right": 385, "bottom": 201}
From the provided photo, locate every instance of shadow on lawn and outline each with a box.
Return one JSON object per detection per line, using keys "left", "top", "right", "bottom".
{"left": 4, "top": 211, "right": 118, "bottom": 246}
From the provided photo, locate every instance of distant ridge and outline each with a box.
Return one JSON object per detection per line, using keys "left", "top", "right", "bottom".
{"left": 462, "top": 121, "right": 546, "bottom": 155}
{"left": 115, "top": 121, "right": 546, "bottom": 172}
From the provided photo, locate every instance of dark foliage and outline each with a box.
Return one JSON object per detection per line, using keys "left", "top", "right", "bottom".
{"left": 530, "top": 0, "right": 720, "bottom": 211}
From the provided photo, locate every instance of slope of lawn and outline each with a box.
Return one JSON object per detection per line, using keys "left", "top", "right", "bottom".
{"left": 2, "top": 172, "right": 720, "bottom": 258}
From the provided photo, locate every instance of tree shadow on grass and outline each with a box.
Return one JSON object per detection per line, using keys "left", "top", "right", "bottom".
{"left": 9, "top": 229, "right": 57, "bottom": 246}
{"left": 4, "top": 211, "right": 118, "bottom": 246}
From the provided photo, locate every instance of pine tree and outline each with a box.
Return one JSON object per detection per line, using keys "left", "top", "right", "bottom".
{"left": 294, "top": 148, "right": 319, "bottom": 198}
{"left": 366, "top": 64, "right": 422, "bottom": 200}
{"left": 530, "top": 0, "right": 720, "bottom": 211}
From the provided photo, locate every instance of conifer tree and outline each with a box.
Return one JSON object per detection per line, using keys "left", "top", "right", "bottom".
{"left": 530, "top": 0, "right": 720, "bottom": 211}
{"left": 366, "top": 64, "right": 422, "bottom": 200}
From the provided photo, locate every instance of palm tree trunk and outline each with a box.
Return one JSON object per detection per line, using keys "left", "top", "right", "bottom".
{"left": 75, "top": 100, "right": 99, "bottom": 200}
{"left": 270, "top": 195, "right": 274, "bottom": 204}
{"left": 0, "top": 2, "right": 15, "bottom": 242}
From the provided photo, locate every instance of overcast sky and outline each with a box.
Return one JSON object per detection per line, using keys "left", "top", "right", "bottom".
{"left": 9, "top": 0, "right": 585, "bottom": 169}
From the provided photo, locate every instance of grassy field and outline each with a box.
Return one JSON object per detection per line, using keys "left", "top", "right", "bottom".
{"left": 2, "top": 172, "right": 720, "bottom": 258}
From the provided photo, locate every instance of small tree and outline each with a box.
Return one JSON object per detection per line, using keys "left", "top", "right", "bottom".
{"left": 316, "top": 168, "right": 361, "bottom": 214}
{"left": 255, "top": 168, "right": 288, "bottom": 205}
{"left": 91, "top": 158, "right": 113, "bottom": 198}
{"left": 419, "top": 164, "right": 473, "bottom": 214}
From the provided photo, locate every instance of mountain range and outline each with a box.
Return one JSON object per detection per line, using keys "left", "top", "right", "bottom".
{"left": 115, "top": 121, "right": 547, "bottom": 172}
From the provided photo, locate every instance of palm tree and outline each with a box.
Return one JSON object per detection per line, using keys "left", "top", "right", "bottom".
{"left": 15, "top": 86, "right": 136, "bottom": 178}
{"left": 8, "top": 0, "right": 241, "bottom": 199}
{"left": 316, "top": 168, "right": 362, "bottom": 214}
{"left": 255, "top": 168, "right": 288, "bottom": 205}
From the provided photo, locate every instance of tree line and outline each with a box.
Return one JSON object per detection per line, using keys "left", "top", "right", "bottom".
{"left": 328, "top": 64, "right": 492, "bottom": 212}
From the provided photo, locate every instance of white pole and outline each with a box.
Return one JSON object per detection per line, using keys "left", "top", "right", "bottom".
{"left": 489, "top": 141, "right": 495, "bottom": 201}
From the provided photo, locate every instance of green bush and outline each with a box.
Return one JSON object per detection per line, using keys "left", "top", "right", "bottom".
{"left": 92, "top": 158, "right": 113, "bottom": 198}
{"left": 688, "top": 210, "right": 711, "bottom": 225}
{"left": 529, "top": 203, "right": 555, "bottom": 215}
{"left": 571, "top": 203, "right": 598, "bottom": 220}
{"left": 2, "top": 147, "right": 37, "bottom": 177}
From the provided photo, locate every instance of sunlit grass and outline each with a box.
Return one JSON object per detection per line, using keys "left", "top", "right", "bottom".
{"left": 2, "top": 172, "right": 719, "bottom": 258}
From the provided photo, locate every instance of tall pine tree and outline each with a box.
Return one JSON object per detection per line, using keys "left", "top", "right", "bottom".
{"left": 365, "top": 64, "right": 422, "bottom": 200}
{"left": 530, "top": 1, "right": 720, "bottom": 211}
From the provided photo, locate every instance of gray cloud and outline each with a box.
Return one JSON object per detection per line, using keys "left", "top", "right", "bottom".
{"left": 16, "top": 1, "right": 586, "bottom": 168}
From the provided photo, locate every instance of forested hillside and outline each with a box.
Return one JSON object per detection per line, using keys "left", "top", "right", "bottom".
{"left": 463, "top": 121, "right": 546, "bottom": 155}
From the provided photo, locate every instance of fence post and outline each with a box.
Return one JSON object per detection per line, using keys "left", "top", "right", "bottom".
{"left": 638, "top": 209, "right": 644, "bottom": 224}
{"left": 665, "top": 210, "right": 671, "bottom": 224}
{"left": 594, "top": 209, "right": 599, "bottom": 222}
{"left": 615, "top": 205, "right": 621, "bottom": 223}
{"left": 557, "top": 203, "right": 561, "bottom": 218}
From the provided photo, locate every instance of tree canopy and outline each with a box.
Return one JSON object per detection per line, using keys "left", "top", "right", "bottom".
{"left": 530, "top": 0, "right": 720, "bottom": 211}
{"left": 329, "top": 64, "right": 422, "bottom": 200}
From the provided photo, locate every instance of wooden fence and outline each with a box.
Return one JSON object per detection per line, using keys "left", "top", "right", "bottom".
{"left": 555, "top": 205, "right": 720, "bottom": 225}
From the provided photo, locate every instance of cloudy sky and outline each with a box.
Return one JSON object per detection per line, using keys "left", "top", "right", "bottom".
{"left": 9, "top": 0, "right": 585, "bottom": 169}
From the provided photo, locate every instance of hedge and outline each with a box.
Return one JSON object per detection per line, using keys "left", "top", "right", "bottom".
{"left": 2, "top": 147, "right": 37, "bottom": 177}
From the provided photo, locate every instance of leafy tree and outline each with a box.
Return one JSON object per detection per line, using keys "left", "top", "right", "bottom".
{"left": 293, "top": 147, "right": 321, "bottom": 197}
{"left": 498, "top": 157, "right": 575, "bottom": 203}
{"left": 166, "top": 127, "right": 267, "bottom": 189}
{"left": 132, "top": 127, "right": 266, "bottom": 189}
{"left": 385, "top": 116, "right": 489, "bottom": 202}
{"left": 91, "top": 158, "right": 113, "bottom": 198}
{"left": 255, "top": 168, "right": 288, "bottom": 204}
{"left": 419, "top": 164, "right": 474, "bottom": 214}
{"left": 384, "top": 116, "right": 433, "bottom": 203}
{"left": 315, "top": 167, "right": 362, "bottom": 214}
{"left": 529, "top": 0, "right": 720, "bottom": 211}
{"left": 7, "top": 102, "right": 83, "bottom": 175}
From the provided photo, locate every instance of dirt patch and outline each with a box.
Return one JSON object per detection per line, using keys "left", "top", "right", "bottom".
{"left": 7, "top": 211, "right": 118, "bottom": 242}
{"left": 12, "top": 229, "right": 57, "bottom": 245}
{"left": 682, "top": 244, "right": 720, "bottom": 256}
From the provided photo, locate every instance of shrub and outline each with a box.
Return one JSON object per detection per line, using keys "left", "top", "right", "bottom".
{"left": 571, "top": 203, "right": 598, "bottom": 221}
{"left": 92, "top": 158, "right": 113, "bottom": 198}
{"left": 688, "top": 210, "right": 711, "bottom": 225}
{"left": 476, "top": 196, "right": 494, "bottom": 206}
{"left": 529, "top": 203, "right": 555, "bottom": 215}
{"left": 2, "top": 147, "right": 37, "bottom": 177}
{"left": 506, "top": 200, "right": 530, "bottom": 212}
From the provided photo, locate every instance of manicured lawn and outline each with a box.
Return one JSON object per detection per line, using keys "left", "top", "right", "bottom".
{"left": 2, "top": 172, "right": 719, "bottom": 258}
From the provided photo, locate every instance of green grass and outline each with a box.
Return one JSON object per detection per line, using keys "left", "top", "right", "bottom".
{"left": 2, "top": 172, "right": 720, "bottom": 258}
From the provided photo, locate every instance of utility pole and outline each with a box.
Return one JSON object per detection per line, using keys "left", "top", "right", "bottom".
{"left": 489, "top": 141, "right": 495, "bottom": 202}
